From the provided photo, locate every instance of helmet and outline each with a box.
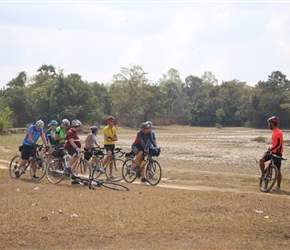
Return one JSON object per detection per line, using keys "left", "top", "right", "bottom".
{"left": 35, "top": 119, "right": 44, "bottom": 128}
{"left": 50, "top": 120, "right": 58, "bottom": 125}
{"left": 91, "top": 125, "right": 99, "bottom": 132}
{"left": 107, "top": 116, "right": 115, "bottom": 122}
{"left": 267, "top": 116, "right": 279, "bottom": 124}
{"left": 71, "top": 119, "right": 82, "bottom": 127}
{"left": 62, "top": 119, "right": 70, "bottom": 127}
{"left": 146, "top": 121, "right": 153, "bottom": 126}
{"left": 140, "top": 122, "right": 149, "bottom": 129}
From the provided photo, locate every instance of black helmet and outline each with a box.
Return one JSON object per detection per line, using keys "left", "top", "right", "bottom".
{"left": 267, "top": 116, "right": 279, "bottom": 124}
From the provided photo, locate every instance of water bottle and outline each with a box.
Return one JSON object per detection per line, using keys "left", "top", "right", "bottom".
{"left": 140, "top": 160, "right": 146, "bottom": 168}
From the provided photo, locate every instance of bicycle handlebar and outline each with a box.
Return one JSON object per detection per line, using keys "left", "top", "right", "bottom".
{"left": 270, "top": 152, "right": 287, "bottom": 161}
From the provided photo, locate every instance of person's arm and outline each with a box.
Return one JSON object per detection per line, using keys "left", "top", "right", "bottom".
{"left": 69, "top": 138, "right": 80, "bottom": 150}
{"left": 27, "top": 133, "right": 34, "bottom": 145}
{"left": 41, "top": 133, "right": 48, "bottom": 147}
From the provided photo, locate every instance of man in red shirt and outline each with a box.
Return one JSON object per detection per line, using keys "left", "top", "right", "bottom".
{"left": 259, "top": 116, "right": 284, "bottom": 191}
{"left": 64, "top": 119, "right": 82, "bottom": 183}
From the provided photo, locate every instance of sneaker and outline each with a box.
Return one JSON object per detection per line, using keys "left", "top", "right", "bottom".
{"left": 32, "top": 174, "right": 39, "bottom": 180}
{"left": 99, "top": 166, "right": 105, "bottom": 173}
{"left": 274, "top": 186, "right": 281, "bottom": 192}
{"left": 141, "top": 178, "right": 147, "bottom": 183}
{"left": 14, "top": 169, "right": 20, "bottom": 178}
{"left": 109, "top": 174, "right": 117, "bottom": 179}
{"left": 71, "top": 180, "right": 79, "bottom": 185}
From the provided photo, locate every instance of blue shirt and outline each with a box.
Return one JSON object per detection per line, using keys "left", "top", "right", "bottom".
{"left": 22, "top": 125, "right": 44, "bottom": 146}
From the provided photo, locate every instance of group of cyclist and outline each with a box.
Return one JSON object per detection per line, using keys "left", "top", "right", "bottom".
{"left": 13, "top": 115, "right": 158, "bottom": 185}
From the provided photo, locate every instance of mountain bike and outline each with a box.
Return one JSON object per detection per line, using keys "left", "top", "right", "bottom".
{"left": 259, "top": 152, "right": 286, "bottom": 192}
{"left": 46, "top": 147, "right": 69, "bottom": 184}
{"left": 92, "top": 147, "right": 127, "bottom": 182}
{"left": 122, "top": 147, "right": 162, "bottom": 186}
{"left": 9, "top": 144, "right": 47, "bottom": 181}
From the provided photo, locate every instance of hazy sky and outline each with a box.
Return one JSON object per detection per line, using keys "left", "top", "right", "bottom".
{"left": 1, "top": 1, "right": 290, "bottom": 88}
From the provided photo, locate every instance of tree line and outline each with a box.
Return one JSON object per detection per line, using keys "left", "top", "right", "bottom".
{"left": 0, "top": 64, "right": 290, "bottom": 131}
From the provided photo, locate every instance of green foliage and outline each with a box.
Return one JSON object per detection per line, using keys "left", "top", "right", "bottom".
{"left": 2, "top": 65, "right": 290, "bottom": 129}
{"left": 0, "top": 107, "right": 13, "bottom": 132}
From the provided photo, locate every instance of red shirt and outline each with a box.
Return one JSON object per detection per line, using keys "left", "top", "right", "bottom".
{"left": 271, "top": 127, "right": 283, "bottom": 155}
{"left": 64, "top": 129, "right": 81, "bottom": 149}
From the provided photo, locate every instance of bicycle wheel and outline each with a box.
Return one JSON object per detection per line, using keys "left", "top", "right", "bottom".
{"left": 105, "top": 158, "right": 125, "bottom": 182}
{"left": 46, "top": 159, "right": 66, "bottom": 184}
{"left": 77, "top": 159, "right": 91, "bottom": 178}
{"left": 9, "top": 155, "right": 21, "bottom": 179}
{"left": 259, "top": 165, "right": 278, "bottom": 192}
{"left": 122, "top": 158, "right": 137, "bottom": 183}
{"left": 97, "top": 181, "right": 129, "bottom": 191}
{"left": 146, "top": 159, "right": 162, "bottom": 186}
{"left": 30, "top": 156, "right": 47, "bottom": 181}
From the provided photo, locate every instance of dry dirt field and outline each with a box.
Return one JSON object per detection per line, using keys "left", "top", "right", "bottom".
{"left": 1, "top": 126, "right": 290, "bottom": 250}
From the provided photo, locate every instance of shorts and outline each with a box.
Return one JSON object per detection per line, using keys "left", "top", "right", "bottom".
{"left": 84, "top": 151, "right": 92, "bottom": 161}
{"left": 66, "top": 147, "right": 78, "bottom": 157}
{"left": 104, "top": 145, "right": 115, "bottom": 155}
{"left": 21, "top": 145, "right": 36, "bottom": 160}
{"left": 263, "top": 153, "right": 282, "bottom": 169}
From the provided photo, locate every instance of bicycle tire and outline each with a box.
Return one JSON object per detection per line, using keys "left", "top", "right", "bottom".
{"left": 105, "top": 158, "right": 125, "bottom": 182}
{"left": 94, "top": 181, "right": 129, "bottom": 191}
{"left": 259, "top": 165, "right": 278, "bottom": 192}
{"left": 76, "top": 159, "right": 91, "bottom": 178}
{"left": 9, "top": 155, "right": 22, "bottom": 179}
{"left": 30, "top": 156, "right": 47, "bottom": 181}
{"left": 146, "top": 159, "right": 162, "bottom": 186}
{"left": 122, "top": 158, "right": 137, "bottom": 183}
{"left": 46, "top": 159, "right": 66, "bottom": 184}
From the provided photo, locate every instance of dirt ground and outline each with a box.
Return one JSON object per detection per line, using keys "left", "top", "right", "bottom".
{"left": 1, "top": 126, "right": 290, "bottom": 249}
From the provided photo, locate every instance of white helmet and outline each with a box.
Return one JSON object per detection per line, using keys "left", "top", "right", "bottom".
{"left": 35, "top": 119, "right": 44, "bottom": 128}
{"left": 62, "top": 119, "right": 70, "bottom": 127}
{"left": 72, "top": 119, "right": 82, "bottom": 127}
{"left": 146, "top": 121, "right": 153, "bottom": 126}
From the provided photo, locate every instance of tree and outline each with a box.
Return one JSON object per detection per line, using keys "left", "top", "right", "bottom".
{"left": 0, "top": 107, "right": 13, "bottom": 132}
{"left": 6, "top": 71, "right": 27, "bottom": 88}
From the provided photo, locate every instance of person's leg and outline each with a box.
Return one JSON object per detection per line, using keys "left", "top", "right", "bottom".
{"left": 259, "top": 158, "right": 265, "bottom": 173}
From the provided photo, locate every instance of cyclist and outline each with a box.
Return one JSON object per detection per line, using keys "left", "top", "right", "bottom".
{"left": 103, "top": 116, "right": 118, "bottom": 179}
{"left": 55, "top": 119, "right": 70, "bottom": 147}
{"left": 130, "top": 122, "right": 157, "bottom": 183}
{"left": 84, "top": 125, "right": 102, "bottom": 173}
{"left": 146, "top": 120, "right": 157, "bottom": 147}
{"left": 64, "top": 119, "right": 82, "bottom": 184}
{"left": 45, "top": 120, "right": 58, "bottom": 164}
{"left": 259, "top": 116, "right": 284, "bottom": 191}
{"left": 14, "top": 120, "right": 49, "bottom": 179}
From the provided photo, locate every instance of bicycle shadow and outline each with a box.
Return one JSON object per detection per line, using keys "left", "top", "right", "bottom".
{"left": 271, "top": 189, "right": 290, "bottom": 196}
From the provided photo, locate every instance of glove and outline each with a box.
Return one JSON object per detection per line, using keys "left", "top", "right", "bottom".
{"left": 45, "top": 146, "right": 50, "bottom": 151}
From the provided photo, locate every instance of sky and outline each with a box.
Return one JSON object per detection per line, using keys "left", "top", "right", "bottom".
{"left": 1, "top": 1, "right": 290, "bottom": 89}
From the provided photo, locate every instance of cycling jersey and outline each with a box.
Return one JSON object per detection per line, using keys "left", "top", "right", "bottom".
{"left": 270, "top": 127, "right": 283, "bottom": 155}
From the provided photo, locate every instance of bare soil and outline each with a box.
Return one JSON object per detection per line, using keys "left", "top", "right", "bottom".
{"left": 1, "top": 126, "right": 290, "bottom": 250}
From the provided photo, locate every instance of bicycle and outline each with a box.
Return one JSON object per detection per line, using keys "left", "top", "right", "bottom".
{"left": 9, "top": 144, "right": 47, "bottom": 181}
{"left": 46, "top": 146, "right": 70, "bottom": 184}
{"left": 70, "top": 171, "right": 129, "bottom": 191}
{"left": 122, "top": 147, "right": 162, "bottom": 186}
{"left": 91, "top": 147, "right": 127, "bottom": 182}
{"left": 259, "top": 152, "right": 286, "bottom": 192}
